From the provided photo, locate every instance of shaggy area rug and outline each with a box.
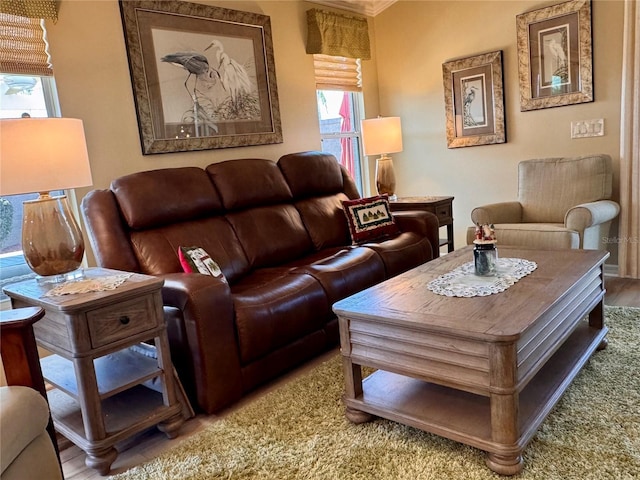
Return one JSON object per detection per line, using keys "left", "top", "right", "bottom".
{"left": 111, "top": 306, "right": 640, "bottom": 480}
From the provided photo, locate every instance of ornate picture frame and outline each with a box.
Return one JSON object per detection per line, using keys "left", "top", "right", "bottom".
{"left": 442, "top": 50, "right": 506, "bottom": 149}
{"left": 516, "top": 0, "right": 593, "bottom": 112}
{"left": 119, "top": 0, "right": 283, "bottom": 154}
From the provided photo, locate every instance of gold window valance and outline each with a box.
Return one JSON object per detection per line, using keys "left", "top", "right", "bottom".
{"left": 306, "top": 8, "right": 371, "bottom": 60}
{"left": 0, "top": 0, "right": 58, "bottom": 20}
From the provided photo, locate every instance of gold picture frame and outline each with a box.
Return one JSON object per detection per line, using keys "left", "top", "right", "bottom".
{"left": 516, "top": 0, "right": 593, "bottom": 112}
{"left": 119, "top": 0, "right": 283, "bottom": 154}
{"left": 442, "top": 50, "right": 506, "bottom": 149}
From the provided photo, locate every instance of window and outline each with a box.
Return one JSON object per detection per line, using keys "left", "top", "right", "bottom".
{"left": 314, "top": 54, "right": 365, "bottom": 194}
{"left": 0, "top": 74, "right": 62, "bottom": 285}
{"left": 0, "top": 14, "right": 62, "bottom": 288}
{"left": 316, "top": 90, "right": 364, "bottom": 192}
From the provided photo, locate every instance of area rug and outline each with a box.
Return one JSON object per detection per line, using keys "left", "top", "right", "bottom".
{"left": 111, "top": 306, "right": 640, "bottom": 480}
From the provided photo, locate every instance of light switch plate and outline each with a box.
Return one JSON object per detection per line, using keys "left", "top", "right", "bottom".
{"left": 571, "top": 119, "right": 604, "bottom": 139}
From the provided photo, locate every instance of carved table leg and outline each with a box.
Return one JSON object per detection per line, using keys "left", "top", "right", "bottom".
{"left": 157, "top": 412, "right": 185, "bottom": 439}
{"left": 486, "top": 453, "right": 524, "bottom": 476}
{"left": 85, "top": 446, "right": 118, "bottom": 476}
{"left": 345, "top": 405, "right": 373, "bottom": 424}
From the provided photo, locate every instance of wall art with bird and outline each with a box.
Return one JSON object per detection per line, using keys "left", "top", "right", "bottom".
{"left": 160, "top": 37, "right": 260, "bottom": 136}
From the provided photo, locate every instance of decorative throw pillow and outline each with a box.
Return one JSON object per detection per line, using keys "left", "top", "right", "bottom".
{"left": 178, "top": 246, "right": 224, "bottom": 278}
{"left": 342, "top": 195, "right": 400, "bottom": 244}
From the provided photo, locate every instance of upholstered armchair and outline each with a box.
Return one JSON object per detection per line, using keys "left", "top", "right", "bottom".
{"left": 466, "top": 154, "right": 620, "bottom": 250}
{"left": 0, "top": 308, "right": 63, "bottom": 480}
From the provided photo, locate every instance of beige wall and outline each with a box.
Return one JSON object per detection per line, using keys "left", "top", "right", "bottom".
{"left": 45, "top": 0, "right": 624, "bottom": 265}
{"left": 371, "top": 0, "right": 624, "bottom": 261}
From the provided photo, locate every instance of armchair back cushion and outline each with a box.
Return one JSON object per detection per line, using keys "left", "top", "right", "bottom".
{"left": 519, "top": 155, "right": 613, "bottom": 223}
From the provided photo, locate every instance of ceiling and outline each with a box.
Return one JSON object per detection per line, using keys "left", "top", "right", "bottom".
{"left": 307, "top": 0, "right": 397, "bottom": 17}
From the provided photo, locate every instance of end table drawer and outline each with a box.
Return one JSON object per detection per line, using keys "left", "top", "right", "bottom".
{"left": 435, "top": 204, "right": 452, "bottom": 222}
{"left": 87, "top": 296, "right": 157, "bottom": 348}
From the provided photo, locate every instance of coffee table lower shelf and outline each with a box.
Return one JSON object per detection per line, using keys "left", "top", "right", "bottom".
{"left": 343, "top": 321, "right": 607, "bottom": 474}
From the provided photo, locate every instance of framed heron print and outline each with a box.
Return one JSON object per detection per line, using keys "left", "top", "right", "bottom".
{"left": 516, "top": 0, "right": 593, "bottom": 111}
{"left": 442, "top": 50, "right": 505, "bottom": 149}
{"left": 119, "top": 0, "right": 282, "bottom": 154}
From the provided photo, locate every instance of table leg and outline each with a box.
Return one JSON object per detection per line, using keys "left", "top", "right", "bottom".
{"left": 341, "top": 356, "right": 372, "bottom": 424}
{"left": 486, "top": 391, "right": 523, "bottom": 475}
{"left": 85, "top": 446, "right": 118, "bottom": 476}
{"left": 589, "top": 296, "right": 608, "bottom": 350}
{"left": 487, "top": 342, "right": 523, "bottom": 475}
{"left": 447, "top": 223, "right": 454, "bottom": 252}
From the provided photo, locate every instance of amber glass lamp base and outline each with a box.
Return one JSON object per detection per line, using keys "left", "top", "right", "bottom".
{"left": 375, "top": 155, "right": 397, "bottom": 201}
{"left": 22, "top": 194, "right": 86, "bottom": 284}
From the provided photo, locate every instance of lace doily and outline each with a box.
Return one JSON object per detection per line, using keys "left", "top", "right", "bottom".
{"left": 427, "top": 258, "right": 537, "bottom": 297}
{"left": 44, "top": 273, "right": 133, "bottom": 297}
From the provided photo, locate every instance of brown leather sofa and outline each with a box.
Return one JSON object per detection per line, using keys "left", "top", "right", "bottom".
{"left": 81, "top": 151, "right": 440, "bottom": 413}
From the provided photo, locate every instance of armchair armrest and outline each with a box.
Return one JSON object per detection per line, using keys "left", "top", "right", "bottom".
{"left": 471, "top": 202, "right": 523, "bottom": 224}
{"left": 565, "top": 200, "right": 620, "bottom": 232}
{"left": 159, "top": 273, "right": 243, "bottom": 413}
{"left": 0, "top": 386, "right": 52, "bottom": 475}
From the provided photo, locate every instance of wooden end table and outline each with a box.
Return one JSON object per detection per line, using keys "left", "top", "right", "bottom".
{"left": 333, "top": 246, "right": 608, "bottom": 475}
{"left": 2, "top": 268, "right": 185, "bottom": 476}
{"left": 390, "top": 196, "right": 454, "bottom": 252}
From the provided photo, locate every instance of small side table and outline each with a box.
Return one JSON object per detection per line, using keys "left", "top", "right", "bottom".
{"left": 390, "top": 196, "right": 454, "bottom": 252}
{"left": 2, "top": 268, "right": 185, "bottom": 476}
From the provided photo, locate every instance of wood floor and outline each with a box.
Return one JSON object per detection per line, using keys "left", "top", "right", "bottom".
{"left": 60, "top": 275, "right": 640, "bottom": 480}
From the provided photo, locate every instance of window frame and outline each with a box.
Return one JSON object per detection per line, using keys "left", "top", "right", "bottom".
{"left": 0, "top": 74, "right": 63, "bottom": 289}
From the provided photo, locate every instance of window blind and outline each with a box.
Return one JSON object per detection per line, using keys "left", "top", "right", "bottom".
{"left": 0, "top": 13, "right": 53, "bottom": 76}
{"left": 313, "top": 54, "right": 362, "bottom": 92}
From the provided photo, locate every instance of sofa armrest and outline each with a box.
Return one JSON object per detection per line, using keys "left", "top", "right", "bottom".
{"left": 159, "top": 273, "right": 243, "bottom": 413}
{"left": 392, "top": 210, "right": 440, "bottom": 258}
{"left": 471, "top": 202, "right": 523, "bottom": 225}
{"left": 565, "top": 200, "right": 620, "bottom": 232}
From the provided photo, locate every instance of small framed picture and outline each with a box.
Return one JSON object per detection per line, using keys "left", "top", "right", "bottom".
{"left": 516, "top": 0, "right": 593, "bottom": 111}
{"left": 442, "top": 50, "right": 506, "bottom": 148}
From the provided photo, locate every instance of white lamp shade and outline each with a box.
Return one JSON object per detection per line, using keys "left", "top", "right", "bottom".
{"left": 0, "top": 118, "right": 93, "bottom": 196}
{"left": 361, "top": 116, "right": 403, "bottom": 156}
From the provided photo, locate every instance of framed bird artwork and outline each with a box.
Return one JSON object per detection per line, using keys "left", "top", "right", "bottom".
{"left": 441, "top": 50, "right": 506, "bottom": 149}
{"left": 119, "top": 0, "right": 283, "bottom": 154}
{"left": 516, "top": 0, "right": 593, "bottom": 112}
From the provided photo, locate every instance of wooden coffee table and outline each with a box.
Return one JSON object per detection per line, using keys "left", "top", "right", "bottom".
{"left": 333, "top": 246, "right": 609, "bottom": 475}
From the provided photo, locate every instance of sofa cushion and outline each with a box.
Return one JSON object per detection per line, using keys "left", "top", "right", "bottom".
{"left": 343, "top": 195, "right": 400, "bottom": 244}
{"left": 363, "top": 232, "right": 434, "bottom": 278}
{"left": 226, "top": 205, "right": 313, "bottom": 269}
{"left": 129, "top": 217, "right": 250, "bottom": 280}
{"left": 112, "top": 168, "right": 223, "bottom": 230}
{"left": 278, "top": 151, "right": 345, "bottom": 198}
{"left": 293, "top": 194, "right": 351, "bottom": 250}
{"left": 231, "top": 269, "right": 330, "bottom": 364}
{"left": 290, "top": 247, "right": 386, "bottom": 305}
{"left": 206, "top": 159, "right": 292, "bottom": 210}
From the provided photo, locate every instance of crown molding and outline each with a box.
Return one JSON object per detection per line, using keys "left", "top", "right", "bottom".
{"left": 307, "top": 0, "right": 397, "bottom": 17}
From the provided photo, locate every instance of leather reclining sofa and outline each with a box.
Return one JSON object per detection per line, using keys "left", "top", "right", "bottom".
{"left": 81, "top": 151, "right": 440, "bottom": 413}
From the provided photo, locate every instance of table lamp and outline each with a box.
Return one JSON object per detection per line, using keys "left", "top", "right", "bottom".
{"left": 0, "top": 118, "right": 93, "bottom": 283}
{"left": 361, "top": 116, "right": 403, "bottom": 201}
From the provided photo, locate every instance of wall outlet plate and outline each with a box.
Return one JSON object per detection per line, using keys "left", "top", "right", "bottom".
{"left": 571, "top": 119, "right": 604, "bottom": 139}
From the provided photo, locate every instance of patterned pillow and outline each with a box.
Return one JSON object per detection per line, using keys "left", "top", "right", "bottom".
{"left": 342, "top": 195, "right": 400, "bottom": 244}
{"left": 178, "top": 246, "right": 225, "bottom": 278}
